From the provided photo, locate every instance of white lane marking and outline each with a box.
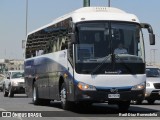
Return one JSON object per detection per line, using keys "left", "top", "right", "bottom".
{"left": 0, "top": 108, "right": 7, "bottom": 111}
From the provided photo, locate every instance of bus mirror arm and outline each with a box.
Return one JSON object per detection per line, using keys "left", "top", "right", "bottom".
{"left": 140, "top": 23, "right": 155, "bottom": 45}
{"left": 68, "top": 33, "right": 76, "bottom": 44}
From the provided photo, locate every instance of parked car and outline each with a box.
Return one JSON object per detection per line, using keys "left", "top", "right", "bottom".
{"left": 3, "top": 70, "right": 25, "bottom": 97}
{"left": 132, "top": 66, "right": 160, "bottom": 104}
{"left": 0, "top": 74, "right": 5, "bottom": 91}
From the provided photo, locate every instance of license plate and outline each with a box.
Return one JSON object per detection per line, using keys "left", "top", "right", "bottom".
{"left": 108, "top": 94, "right": 120, "bottom": 98}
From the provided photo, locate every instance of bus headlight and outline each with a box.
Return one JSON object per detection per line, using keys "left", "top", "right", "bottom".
{"left": 131, "top": 82, "right": 145, "bottom": 90}
{"left": 77, "top": 82, "right": 96, "bottom": 91}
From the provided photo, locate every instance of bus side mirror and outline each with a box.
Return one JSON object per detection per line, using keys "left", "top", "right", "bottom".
{"left": 140, "top": 23, "right": 155, "bottom": 45}
{"left": 149, "top": 33, "right": 155, "bottom": 45}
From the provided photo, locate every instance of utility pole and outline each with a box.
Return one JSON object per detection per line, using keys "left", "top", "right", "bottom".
{"left": 151, "top": 49, "right": 158, "bottom": 65}
{"left": 22, "top": 0, "right": 28, "bottom": 59}
{"left": 83, "top": 0, "right": 90, "bottom": 7}
{"left": 150, "top": 49, "right": 152, "bottom": 65}
{"left": 108, "top": 0, "right": 111, "bottom": 7}
{"left": 26, "top": 0, "right": 28, "bottom": 37}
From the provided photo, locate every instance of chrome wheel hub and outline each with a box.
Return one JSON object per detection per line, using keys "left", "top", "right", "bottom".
{"left": 60, "top": 88, "right": 66, "bottom": 104}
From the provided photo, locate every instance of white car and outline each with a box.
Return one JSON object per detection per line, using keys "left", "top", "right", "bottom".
{"left": 132, "top": 66, "right": 160, "bottom": 104}
{"left": 145, "top": 66, "right": 160, "bottom": 104}
{"left": 3, "top": 70, "right": 25, "bottom": 97}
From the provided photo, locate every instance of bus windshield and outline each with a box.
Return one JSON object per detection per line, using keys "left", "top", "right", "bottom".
{"left": 75, "top": 21, "right": 145, "bottom": 74}
{"left": 75, "top": 22, "right": 144, "bottom": 63}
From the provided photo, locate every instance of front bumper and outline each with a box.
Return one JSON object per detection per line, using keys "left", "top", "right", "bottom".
{"left": 75, "top": 87, "right": 145, "bottom": 102}
{"left": 145, "top": 81, "right": 160, "bottom": 99}
{"left": 145, "top": 87, "right": 160, "bottom": 100}
{"left": 11, "top": 86, "right": 25, "bottom": 94}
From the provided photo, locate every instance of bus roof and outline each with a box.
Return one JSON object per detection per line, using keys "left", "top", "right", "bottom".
{"left": 27, "top": 7, "right": 139, "bottom": 36}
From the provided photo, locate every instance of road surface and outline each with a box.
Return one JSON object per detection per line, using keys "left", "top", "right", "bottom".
{"left": 0, "top": 92, "right": 160, "bottom": 120}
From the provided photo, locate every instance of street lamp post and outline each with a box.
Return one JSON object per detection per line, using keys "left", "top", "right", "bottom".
{"left": 108, "top": 0, "right": 111, "bottom": 7}
{"left": 83, "top": 0, "right": 90, "bottom": 7}
{"left": 150, "top": 49, "right": 152, "bottom": 65}
{"left": 150, "top": 49, "right": 158, "bottom": 65}
{"left": 22, "top": 0, "right": 28, "bottom": 59}
{"left": 26, "top": 0, "right": 28, "bottom": 37}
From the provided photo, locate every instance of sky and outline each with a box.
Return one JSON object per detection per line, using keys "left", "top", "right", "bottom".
{"left": 0, "top": 0, "right": 159, "bottom": 64}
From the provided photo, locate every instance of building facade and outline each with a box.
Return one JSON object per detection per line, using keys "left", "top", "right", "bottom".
{"left": 0, "top": 59, "right": 24, "bottom": 72}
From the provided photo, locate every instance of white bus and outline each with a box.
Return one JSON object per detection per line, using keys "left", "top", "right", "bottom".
{"left": 25, "top": 7, "right": 155, "bottom": 111}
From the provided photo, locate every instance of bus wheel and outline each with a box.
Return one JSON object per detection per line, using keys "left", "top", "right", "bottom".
{"left": 32, "top": 83, "right": 41, "bottom": 105}
{"left": 117, "top": 100, "right": 130, "bottom": 112}
{"left": 60, "top": 83, "right": 70, "bottom": 110}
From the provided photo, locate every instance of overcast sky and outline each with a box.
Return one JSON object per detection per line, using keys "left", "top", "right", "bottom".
{"left": 0, "top": 0, "right": 159, "bottom": 64}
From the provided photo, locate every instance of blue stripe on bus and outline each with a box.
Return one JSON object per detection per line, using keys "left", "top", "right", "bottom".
{"left": 95, "top": 86, "right": 132, "bottom": 90}
{"left": 25, "top": 57, "right": 74, "bottom": 80}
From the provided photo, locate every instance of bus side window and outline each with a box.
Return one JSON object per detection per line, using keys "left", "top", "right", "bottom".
{"left": 61, "top": 40, "right": 68, "bottom": 50}
{"left": 52, "top": 40, "right": 57, "bottom": 52}
{"left": 36, "top": 49, "right": 44, "bottom": 56}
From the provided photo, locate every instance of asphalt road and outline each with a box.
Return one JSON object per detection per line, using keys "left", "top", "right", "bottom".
{"left": 0, "top": 92, "right": 160, "bottom": 120}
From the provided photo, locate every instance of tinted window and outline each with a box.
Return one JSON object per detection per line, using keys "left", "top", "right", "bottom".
{"left": 146, "top": 68, "right": 160, "bottom": 77}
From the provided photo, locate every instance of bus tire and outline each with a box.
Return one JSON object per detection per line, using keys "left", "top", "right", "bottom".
{"left": 32, "top": 83, "right": 41, "bottom": 105}
{"left": 3, "top": 86, "right": 8, "bottom": 97}
{"left": 60, "top": 82, "right": 71, "bottom": 110}
{"left": 118, "top": 100, "right": 130, "bottom": 112}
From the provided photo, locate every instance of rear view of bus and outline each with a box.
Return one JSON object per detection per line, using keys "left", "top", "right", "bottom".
{"left": 25, "top": 7, "right": 155, "bottom": 111}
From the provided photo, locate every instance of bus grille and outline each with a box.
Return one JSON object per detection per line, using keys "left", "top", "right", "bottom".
{"left": 97, "top": 88, "right": 131, "bottom": 92}
{"left": 154, "top": 83, "right": 160, "bottom": 89}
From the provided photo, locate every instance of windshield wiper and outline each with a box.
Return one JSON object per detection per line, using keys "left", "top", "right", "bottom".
{"left": 91, "top": 54, "right": 111, "bottom": 75}
{"left": 91, "top": 54, "right": 132, "bottom": 75}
